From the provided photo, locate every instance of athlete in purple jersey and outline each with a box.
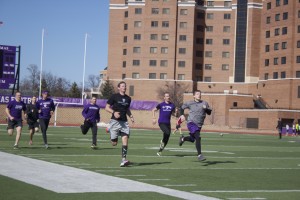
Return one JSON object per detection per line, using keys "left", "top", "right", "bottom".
{"left": 26, "top": 95, "right": 39, "bottom": 145}
{"left": 178, "top": 90, "right": 212, "bottom": 161}
{"left": 152, "top": 93, "right": 177, "bottom": 156}
{"left": 81, "top": 97, "right": 100, "bottom": 149}
{"left": 36, "top": 91, "right": 55, "bottom": 149}
{"left": 5, "top": 91, "right": 27, "bottom": 149}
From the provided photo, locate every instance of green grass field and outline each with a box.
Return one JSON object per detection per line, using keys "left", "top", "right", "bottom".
{"left": 0, "top": 125, "right": 300, "bottom": 200}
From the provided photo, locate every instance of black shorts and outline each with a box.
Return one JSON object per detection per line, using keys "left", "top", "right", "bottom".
{"left": 28, "top": 121, "right": 39, "bottom": 129}
{"left": 7, "top": 119, "right": 23, "bottom": 129}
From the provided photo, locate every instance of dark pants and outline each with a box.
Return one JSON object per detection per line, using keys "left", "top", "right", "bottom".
{"left": 278, "top": 128, "right": 282, "bottom": 139}
{"left": 159, "top": 123, "right": 171, "bottom": 146}
{"left": 39, "top": 118, "right": 50, "bottom": 145}
{"left": 82, "top": 120, "right": 98, "bottom": 145}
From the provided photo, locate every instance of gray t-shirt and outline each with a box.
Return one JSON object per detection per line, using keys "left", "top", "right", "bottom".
{"left": 181, "top": 100, "right": 211, "bottom": 127}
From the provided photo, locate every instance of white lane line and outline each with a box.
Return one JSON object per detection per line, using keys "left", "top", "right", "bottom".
{"left": 0, "top": 152, "right": 217, "bottom": 200}
{"left": 227, "top": 198, "right": 266, "bottom": 200}
{"left": 164, "top": 184, "right": 197, "bottom": 187}
{"left": 116, "top": 175, "right": 146, "bottom": 177}
{"left": 193, "top": 190, "right": 300, "bottom": 193}
{"left": 137, "top": 179, "right": 169, "bottom": 181}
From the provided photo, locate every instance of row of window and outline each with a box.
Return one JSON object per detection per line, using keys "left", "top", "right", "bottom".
{"left": 266, "top": 0, "right": 289, "bottom": 10}
{"left": 264, "top": 71, "right": 286, "bottom": 80}
{"left": 265, "top": 56, "right": 300, "bottom": 66}
{"left": 266, "top": 12, "right": 289, "bottom": 23}
{"left": 128, "top": 73, "right": 185, "bottom": 80}
{"left": 266, "top": 27, "right": 289, "bottom": 38}
{"left": 265, "top": 42, "right": 287, "bottom": 52}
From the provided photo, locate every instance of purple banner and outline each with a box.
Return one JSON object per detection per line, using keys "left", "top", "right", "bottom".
{"left": 0, "top": 95, "right": 158, "bottom": 110}
{"left": 0, "top": 45, "right": 17, "bottom": 89}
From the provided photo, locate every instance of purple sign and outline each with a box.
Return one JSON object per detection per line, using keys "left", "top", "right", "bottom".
{"left": 0, "top": 45, "right": 17, "bottom": 89}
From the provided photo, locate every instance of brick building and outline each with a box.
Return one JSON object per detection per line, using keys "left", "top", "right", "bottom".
{"left": 106, "top": 0, "right": 300, "bottom": 130}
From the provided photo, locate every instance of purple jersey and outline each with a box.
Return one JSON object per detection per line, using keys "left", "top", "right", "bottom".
{"left": 7, "top": 100, "right": 26, "bottom": 120}
{"left": 156, "top": 102, "right": 175, "bottom": 124}
{"left": 36, "top": 98, "right": 55, "bottom": 119}
{"left": 82, "top": 103, "right": 100, "bottom": 123}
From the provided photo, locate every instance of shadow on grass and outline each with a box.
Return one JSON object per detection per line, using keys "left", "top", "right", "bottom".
{"left": 130, "top": 161, "right": 172, "bottom": 167}
{"left": 199, "top": 160, "right": 236, "bottom": 166}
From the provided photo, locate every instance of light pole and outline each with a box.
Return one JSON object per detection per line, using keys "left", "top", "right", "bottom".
{"left": 39, "top": 28, "right": 45, "bottom": 98}
{"left": 82, "top": 33, "right": 88, "bottom": 104}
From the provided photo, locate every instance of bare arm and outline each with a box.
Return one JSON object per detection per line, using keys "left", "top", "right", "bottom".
{"left": 105, "top": 103, "right": 120, "bottom": 119}
{"left": 152, "top": 108, "right": 158, "bottom": 125}
{"left": 5, "top": 108, "right": 13, "bottom": 120}
{"left": 126, "top": 109, "right": 134, "bottom": 123}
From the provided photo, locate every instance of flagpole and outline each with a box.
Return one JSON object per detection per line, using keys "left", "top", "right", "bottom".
{"left": 39, "top": 28, "right": 45, "bottom": 98}
{"left": 82, "top": 33, "right": 88, "bottom": 104}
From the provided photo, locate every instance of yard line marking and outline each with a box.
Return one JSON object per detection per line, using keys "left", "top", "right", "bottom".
{"left": 90, "top": 167, "right": 300, "bottom": 170}
{"left": 164, "top": 184, "right": 197, "bottom": 187}
{"left": 95, "top": 170, "right": 121, "bottom": 172}
{"left": 137, "top": 179, "right": 169, "bottom": 181}
{"left": 0, "top": 152, "right": 217, "bottom": 200}
{"left": 116, "top": 175, "right": 146, "bottom": 177}
{"left": 227, "top": 198, "right": 266, "bottom": 200}
{"left": 63, "top": 163, "right": 91, "bottom": 166}
{"left": 193, "top": 190, "right": 300, "bottom": 193}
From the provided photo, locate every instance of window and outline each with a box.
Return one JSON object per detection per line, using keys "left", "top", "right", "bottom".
{"left": 129, "top": 85, "right": 134, "bottom": 96}
{"left": 150, "top": 47, "right": 157, "bottom": 54}
{"left": 122, "top": 61, "right": 126, "bottom": 68}
{"left": 197, "top": 25, "right": 204, "bottom": 32}
{"left": 179, "top": 35, "right": 187, "bottom": 41}
{"left": 296, "top": 71, "right": 300, "bottom": 78}
{"left": 160, "top": 73, "right": 167, "bottom": 79}
{"left": 283, "top": 0, "right": 288, "bottom": 5}
{"left": 161, "top": 34, "right": 169, "bottom": 40}
{"left": 122, "top": 74, "right": 126, "bottom": 79}
{"left": 222, "top": 52, "right": 230, "bottom": 58}
{"left": 160, "top": 60, "right": 168, "bottom": 67}
{"left": 299, "top": 10, "right": 300, "bottom": 18}
{"left": 266, "top": 31, "right": 270, "bottom": 38}
{"left": 297, "top": 41, "right": 300, "bottom": 48}
{"left": 135, "top": 8, "right": 142, "bottom": 14}
{"left": 265, "top": 45, "right": 270, "bottom": 52}
{"left": 161, "top": 47, "right": 168, "bottom": 54}
{"left": 197, "top": 12, "right": 205, "bottom": 19}
{"left": 179, "top": 22, "right": 187, "bottom": 28}
{"left": 223, "top": 26, "right": 230, "bottom": 32}
{"left": 150, "top": 34, "right": 158, "bottom": 40}
{"left": 275, "top": 28, "right": 280, "bottom": 36}
{"left": 274, "top": 43, "right": 279, "bottom": 50}
{"left": 298, "top": 25, "right": 300, "bottom": 33}
{"left": 195, "top": 63, "right": 202, "bottom": 70}
{"left": 267, "top": 2, "right": 271, "bottom": 10}
{"left": 162, "top": 21, "right": 169, "bottom": 28}
{"left": 207, "top": 1, "right": 214, "bottom": 7}
{"left": 162, "top": 8, "right": 170, "bottom": 14}
{"left": 223, "top": 39, "right": 230, "bottom": 45}
{"left": 275, "top": 14, "right": 280, "bottom": 21}
{"left": 123, "top": 49, "right": 127, "bottom": 55}
{"left": 133, "top": 47, "right": 141, "bottom": 53}
{"left": 178, "top": 61, "right": 185, "bottom": 67}
{"left": 204, "top": 77, "right": 211, "bottom": 82}
{"left": 298, "top": 86, "right": 300, "bottom": 98}
{"left": 206, "top": 39, "right": 213, "bottom": 45}
{"left": 134, "top": 34, "right": 141, "bottom": 40}
{"left": 281, "top": 57, "right": 286, "bottom": 64}
{"left": 149, "top": 73, "right": 156, "bottom": 79}
{"left": 180, "top": 9, "right": 187, "bottom": 15}
{"left": 207, "top": 13, "right": 214, "bottom": 19}
{"left": 273, "top": 72, "right": 278, "bottom": 79}
{"left": 282, "top": 27, "right": 287, "bottom": 35}
{"left": 222, "top": 64, "right": 229, "bottom": 70}
{"left": 276, "top": 0, "right": 280, "bottom": 6}
{"left": 264, "top": 73, "right": 269, "bottom": 80}
{"left": 281, "top": 71, "right": 286, "bottom": 78}
{"left": 179, "top": 48, "right": 186, "bottom": 54}
{"left": 206, "top": 26, "right": 213, "bottom": 32}
{"left": 132, "top": 60, "right": 140, "bottom": 66}
{"left": 224, "top": 1, "right": 231, "bottom": 7}
{"left": 123, "top": 36, "right": 127, "bottom": 43}
{"left": 124, "top": 24, "right": 128, "bottom": 30}
{"left": 205, "top": 51, "right": 212, "bottom": 57}
{"left": 224, "top": 13, "right": 231, "bottom": 19}
{"left": 124, "top": 11, "right": 128, "bottom": 18}
{"left": 152, "top": 8, "right": 159, "bottom": 14}
{"left": 283, "top": 12, "right": 288, "bottom": 20}
{"left": 132, "top": 73, "right": 140, "bottom": 79}
{"left": 178, "top": 74, "right": 185, "bottom": 80}
{"left": 265, "top": 59, "right": 269, "bottom": 66}
{"left": 196, "top": 51, "right": 203, "bottom": 57}
{"left": 196, "top": 38, "right": 203, "bottom": 44}
{"left": 151, "top": 21, "right": 158, "bottom": 27}
{"left": 205, "top": 64, "right": 212, "bottom": 70}
{"left": 281, "top": 42, "right": 287, "bottom": 49}
{"left": 134, "top": 21, "right": 142, "bottom": 27}
{"left": 296, "top": 56, "right": 300, "bottom": 63}
{"left": 266, "top": 17, "right": 271, "bottom": 24}
{"left": 149, "top": 60, "right": 157, "bottom": 66}
{"left": 274, "top": 57, "right": 279, "bottom": 65}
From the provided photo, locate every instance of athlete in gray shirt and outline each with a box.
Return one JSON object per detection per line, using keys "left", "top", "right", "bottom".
{"left": 178, "top": 90, "right": 212, "bottom": 161}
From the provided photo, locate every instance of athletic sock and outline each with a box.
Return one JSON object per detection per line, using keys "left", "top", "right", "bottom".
{"left": 122, "top": 145, "right": 128, "bottom": 159}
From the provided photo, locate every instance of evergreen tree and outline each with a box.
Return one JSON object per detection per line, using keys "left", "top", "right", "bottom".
{"left": 100, "top": 79, "right": 115, "bottom": 99}
{"left": 69, "top": 82, "right": 81, "bottom": 98}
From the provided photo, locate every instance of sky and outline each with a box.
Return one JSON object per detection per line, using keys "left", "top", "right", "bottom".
{"left": 0, "top": 0, "right": 110, "bottom": 84}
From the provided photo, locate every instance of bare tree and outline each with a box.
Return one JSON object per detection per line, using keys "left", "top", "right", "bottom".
{"left": 86, "top": 74, "right": 100, "bottom": 89}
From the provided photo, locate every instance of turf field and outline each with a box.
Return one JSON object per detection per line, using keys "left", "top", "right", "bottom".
{"left": 0, "top": 125, "right": 300, "bottom": 200}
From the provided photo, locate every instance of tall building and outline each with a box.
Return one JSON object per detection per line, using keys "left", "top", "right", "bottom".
{"left": 107, "top": 0, "right": 300, "bottom": 129}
